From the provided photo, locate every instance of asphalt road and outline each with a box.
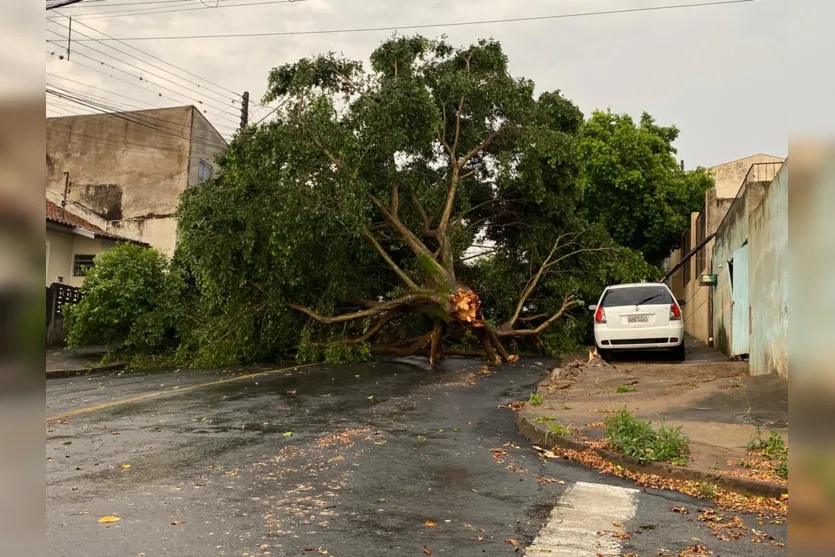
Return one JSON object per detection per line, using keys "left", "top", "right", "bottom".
{"left": 46, "top": 357, "right": 787, "bottom": 556}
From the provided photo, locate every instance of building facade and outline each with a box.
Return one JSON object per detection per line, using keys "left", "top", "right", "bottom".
{"left": 46, "top": 199, "right": 148, "bottom": 288}
{"left": 663, "top": 154, "right": 784, "bottom": 346}
{"left": 46, "top": 106, "right": 227, "bottom": 256}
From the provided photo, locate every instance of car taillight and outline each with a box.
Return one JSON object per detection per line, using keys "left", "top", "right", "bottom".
{"left": 595, "top": 306, "right": 607, "bottom": 324}
{"left": 670, "top": 303, "right": 681, "bottom": 320}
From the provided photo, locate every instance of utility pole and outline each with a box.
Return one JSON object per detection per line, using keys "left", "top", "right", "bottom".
{"left": 680, "top": 159, "right": 685, "bottom": 171}
{"left": 67, "top": 17, "right": 72, "bottom": 61}
{"left": 240, "top": 91, "right": 249, "bottom": 130}
{"left": 61, "top": 172, "right": 70, "bottom": 218}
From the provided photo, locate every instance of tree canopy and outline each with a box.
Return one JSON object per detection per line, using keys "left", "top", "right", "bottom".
{"left": 66, "top": 35, "right": 711, "bottom": 367}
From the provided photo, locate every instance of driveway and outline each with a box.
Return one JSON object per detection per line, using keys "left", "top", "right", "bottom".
{"left": 46, "top": 357, "right": 787, "bottom": 556}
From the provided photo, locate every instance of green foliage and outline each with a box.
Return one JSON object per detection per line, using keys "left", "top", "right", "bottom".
{"left": 616, "top": 385, "right": 636, "bottom": 393}
{"left": 605, "top": 409, "right": 689, "bottom": 465}
{"left": 547, "top": 423, "right": 572, "bottom": 437}
{"left": 64, "top": 244, "right": 181, "bottom": 353}
{"left": 775, "top": 455, "right": 788, "bottom": 479}
{"left": 748, "top": 429, "right": 788, "bottom": 460}
{"left": 531, "top": 415, "right": 554, "bottom": 424}
{"left": 696, "top": 482, "right": 717, "bottom": 499}
{"left": 578, "top": 111, "right": 714, "bottom": 265}
{"left": 118, "top": 34, "right": 710, "bottom": 367}
{"left": 528, "top": 392, "right": 543, "bottom": 406}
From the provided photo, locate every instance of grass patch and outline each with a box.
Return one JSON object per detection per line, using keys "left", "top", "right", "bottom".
{"left": 776, "top": 455, "right": 788, "bottom": 479}
{"left": 528, "top": 392, "right": 543, "bottom": 406}
{"left": 748, "top": 430, "right": 787, "bottom": 460}
{"left": 696, "top": 482, "right": 717, "bottom": 499}
{"left": 615, "top": 385, "right": 636, "bottom": 393}
{"left": 532, "top": 415, "right": 555, "bottom": 425}
{"left": 604, "top": 409, "right": 689, "bottom": 465}
{"left": 546, "top": 423, "right": 572, "bottom": 438}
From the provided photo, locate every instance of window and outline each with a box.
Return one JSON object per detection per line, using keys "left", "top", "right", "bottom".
{"left": 600, "top": 286, "right": 673, "bottom": 308}
{"left": 197, "top": 160, "right": 213, "bottom": 184}
{"left": 73, "top": 254, "right": 96, "bottom": 277}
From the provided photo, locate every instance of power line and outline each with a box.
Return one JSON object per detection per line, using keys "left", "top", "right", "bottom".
{"left": 47, "top": 17, "right": 240, "bottom": 107}
{"left": 51, "top": 10, "right": 251, "bottom": 109}
{"left": 69, "top": 0, "right": 304, "bottom": 21}
{"left": 45, "top": 33, "right": 241, "bottom": 120}
{"left": 74, "top": 0, "right": 758, "bottom": 42}
{"left": 59, "top": 0, "right": 197, "bottom": 8}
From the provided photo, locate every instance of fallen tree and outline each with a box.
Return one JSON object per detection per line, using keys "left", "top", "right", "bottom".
{"left": 173, "top": 36, "right": 673, "bottom": 366}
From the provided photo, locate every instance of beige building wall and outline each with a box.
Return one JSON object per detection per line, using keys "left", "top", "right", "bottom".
{"left": 711, "top": 154, "right": 784, "bottom": 198}
{"left": 46, "top": 227, "right": 116, "bottom": 288}
{"left": 46, "top": 106, "right": 226, "bottom": 256}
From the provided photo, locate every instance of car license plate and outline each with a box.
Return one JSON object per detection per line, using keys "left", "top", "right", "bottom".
{"left": 628, "top": 316, "right": 649, "bottom": 324}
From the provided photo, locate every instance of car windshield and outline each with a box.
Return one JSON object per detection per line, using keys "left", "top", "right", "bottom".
{"left": 600, "top": 286, "right": 673, "bottom": 308}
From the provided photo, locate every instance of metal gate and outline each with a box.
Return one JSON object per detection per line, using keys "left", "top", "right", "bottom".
{"left": 731, "top": 244, "right": 749, "bottom": 355}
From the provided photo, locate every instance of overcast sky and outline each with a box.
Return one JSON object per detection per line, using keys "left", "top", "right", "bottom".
{"left": 42, "top": 0, "right": 804, "bottom": 168}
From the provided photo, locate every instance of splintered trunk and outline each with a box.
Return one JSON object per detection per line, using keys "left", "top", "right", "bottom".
{"left": 448, "top": 288, "right": 516, "bottom": 365}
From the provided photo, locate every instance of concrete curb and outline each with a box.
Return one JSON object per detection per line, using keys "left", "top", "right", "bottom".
{"left": 517, "top": 412, "right": 788, "bottom": 498}
{"left": 46, "top": 361, "right": 127, "bottom": 379}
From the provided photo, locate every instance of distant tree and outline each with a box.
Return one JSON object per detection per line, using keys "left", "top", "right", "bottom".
{"left": 579, "top": 110, "right": 713, "bottom": 265}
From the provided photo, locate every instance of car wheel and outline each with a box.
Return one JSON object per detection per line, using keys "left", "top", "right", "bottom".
{"left": 672, "top": 343, "right": 686, "bottom": 361}
{"left": 599, "top": 348, "right": 613, "bottom": 362}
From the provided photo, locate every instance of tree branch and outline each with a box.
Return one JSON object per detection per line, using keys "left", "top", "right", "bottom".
{"left": 288, "top": 293, "right": 433, "bottom": 324}
{"left": 459, "top": 126, "right": 504, "bottom": 167}
{"left": 364, "top": 230, "right": 418, "bottom": 289}
{"left": 507, "top": 235, "right": 565, "bottom": 327}
{"left": 498, "top": 296, "right": 581, "bottom": 337}
{"left": 390, "top": 183, "right": 399, "bottom": 215}
{"left": 410, "top": 191, "right": 434, "bottom": 236}
{"left": 312, "top": 311, "right": 400, "bottom": 346}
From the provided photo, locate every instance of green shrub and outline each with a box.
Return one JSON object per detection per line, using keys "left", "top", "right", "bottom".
{"left": 64, "top": 244, "right": 181, "bottom": 354}
{"left": 748, "top": 430, "right": 788, "bottom": 459}
{"left": 532, "top": 415, "right": 555, "bottom": 424}
{"left": 616, "top": 385, "right": 636, "bottom": 393}
{"left": 528, "top": 392, "right": 543, "bottom": 406}
{"left": 605, "top": 409, "right": 689, "bottom": 465}
{"left": 696, "top": 482, "right": 717, "bottom": 499}
{"left": 775, "top": 455, "right": 788, "bottom": 479}
{"left": 547, "top": 423, "right": 572, "bottom": 437}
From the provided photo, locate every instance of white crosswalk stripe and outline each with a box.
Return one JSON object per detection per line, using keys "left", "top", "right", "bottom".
{"left": 526, "top": 481, "right": 639, "bottom": 556}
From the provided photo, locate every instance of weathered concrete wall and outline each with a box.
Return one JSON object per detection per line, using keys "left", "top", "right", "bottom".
{"left": 46, "top": 227, "right": 115, "bottom": 288}
{"left": 187, "top": 109, "right": 226, "bottom": 188}
{"left": 711, "top": 181, "right": 769, "bottom": 357}
{"left": 749, "top": 163, "right": 788, "bottom": 377}
{"left": 108, "top": 217, "right": 180, "bottom": 258}
{"left": 711, "top": 154, "right": 784, "bottom": 198}
{"left": 46, "top": 106, "right": 226, "bottom": 255}
{"left": 711, "top": 188, "right": 750, "bottom": 356}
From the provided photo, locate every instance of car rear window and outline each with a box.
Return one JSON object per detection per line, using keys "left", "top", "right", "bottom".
{"left": 600, "top": 286, "right": 673, "bottom": 307}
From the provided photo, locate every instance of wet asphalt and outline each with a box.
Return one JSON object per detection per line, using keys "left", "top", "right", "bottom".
{"left": 46, "top": 357, "right": 787, "bottom": 556}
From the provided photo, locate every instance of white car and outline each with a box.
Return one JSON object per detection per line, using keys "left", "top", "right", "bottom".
{"left": 590, "top": 283, "right": 686, "bottom": 361}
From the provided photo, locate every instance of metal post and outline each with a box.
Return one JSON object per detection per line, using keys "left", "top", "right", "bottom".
{"left": 67, "top": 17, "right": 72, "bottom": 61}
{"left": 62, "top": 172, "right": 70, "bottom": 217}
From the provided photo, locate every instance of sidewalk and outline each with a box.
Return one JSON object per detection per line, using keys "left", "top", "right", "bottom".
{"left": 518, "top": 341, "right": 788, "bottom": 498}
{"left": 45, "top": 346, "right": 125, "bottom": 378}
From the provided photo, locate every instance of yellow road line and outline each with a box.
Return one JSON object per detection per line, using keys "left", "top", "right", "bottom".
{"left": 46, "top": 363, "right": 320, "bottom": 422}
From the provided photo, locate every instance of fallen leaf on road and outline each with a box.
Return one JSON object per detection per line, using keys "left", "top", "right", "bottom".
{"left": 422, "top": 545, "right": 432, "bottom": 554}
{"left": 534, "top": 474, "right": 565, "bottom": 485}
{"left": 171, "top": 520, "right": 183, "bottom": 526}
{"left": 505, "top": 538, "right": 520, "bottom": 550}
{"left": 283, "top": 431, "right": 295, "bottom": 437}
{"left": 612, "top": 522, "right": 623, "bottom": 528}
{"left": 425, "top": 520, "right": 436, "bottom": 527}
{"left": 474, "top": 535, "right": 484, "bottom": 542}
{"left": 110, "top": 431, "right": 119, "bottom": 435}
{"left": 97, "top": 516, "right": 121, "bottom": 524}
{"left": 672, "top": 506, "right": 690, "bottom": 514}
{"left": 678, "top": 544, "right": 712, "bottom": 556}
{"left": 63, "top": 441, "right": 72, "bottom": 446}
{"left": 120, "top": 464, "right": 131, "bottom": 470}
